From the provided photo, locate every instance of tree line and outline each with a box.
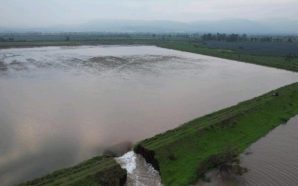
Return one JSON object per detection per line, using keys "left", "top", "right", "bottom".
{"left": 201, "top": 33, "right": 297, "bottom": 43}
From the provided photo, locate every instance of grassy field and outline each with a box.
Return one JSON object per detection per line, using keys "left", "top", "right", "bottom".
{"left": 18, "top": 156, "right": 126, "bottom": 186}
{"left": 134, "top": 82, "right": 298, "bottom": 186}
{"left": 204, "top": 40, "right": 298, "bottom": 56}
{"left": 157, "top": 41, "right": 298, "bottom": 72}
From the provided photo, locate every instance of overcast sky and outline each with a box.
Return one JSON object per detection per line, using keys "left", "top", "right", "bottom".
{"left": 0, "top": 0, "right": 297, "bottom": 27}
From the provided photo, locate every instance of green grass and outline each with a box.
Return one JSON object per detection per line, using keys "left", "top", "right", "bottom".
{"left": 135, "top": 82, "right": 298, "bottom": 186}
{"left": 157, "top": 41, "right": 298, "bottom": 72}
{"left": 18, "top": 156, "right": 126, "bottom": 186}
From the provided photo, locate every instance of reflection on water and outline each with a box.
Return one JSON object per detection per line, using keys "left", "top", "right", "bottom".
{"left": 198, "top": 116, "right": 298, "bottom": 186}
{"left": 0, "top": 45, "right": 297, "bottom": 185}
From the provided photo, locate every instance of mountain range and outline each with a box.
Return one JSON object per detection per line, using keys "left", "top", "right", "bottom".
{"left": 1, "top": 19, "right": 298, "bottom": 34}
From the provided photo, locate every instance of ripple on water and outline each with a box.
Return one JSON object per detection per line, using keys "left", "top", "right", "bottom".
{"left": 198, "top": 116, "right": 298, "bottom": 186}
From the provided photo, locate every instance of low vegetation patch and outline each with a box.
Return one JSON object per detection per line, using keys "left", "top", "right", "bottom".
{"left": 18, "top": 156, "right": 126, "bottom": 186}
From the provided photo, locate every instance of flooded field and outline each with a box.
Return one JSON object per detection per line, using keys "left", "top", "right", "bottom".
{"left": 0, "top": 45, "right": 297, "bottom": 185}
{"left": 198, "top": 115, "right": 298, "bottom": 186}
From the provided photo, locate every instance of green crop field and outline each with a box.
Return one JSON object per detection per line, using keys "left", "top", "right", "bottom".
{"left": 157, "top": 41, "right": 298, "bottom": 72}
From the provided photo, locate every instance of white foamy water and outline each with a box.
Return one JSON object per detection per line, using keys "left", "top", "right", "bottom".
{"left": 116, "top": 151, "right": 162, "bottom": 186}
{"left": 116, "top": 151, "right": 137, "bottom": 174}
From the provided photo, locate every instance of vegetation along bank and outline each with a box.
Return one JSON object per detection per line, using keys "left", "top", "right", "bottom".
{"left": 18, "top": 156, "right": 126, "bottom": 186}
{"left": 134, "top": 82, "right": 298, "bottom": 185}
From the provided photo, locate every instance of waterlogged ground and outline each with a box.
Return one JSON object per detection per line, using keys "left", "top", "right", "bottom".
{"left": 198, "top": 116, "right": 298, "bottom": 186}
{"left": 0, "top": 45, "right": 297, "bottom": 185}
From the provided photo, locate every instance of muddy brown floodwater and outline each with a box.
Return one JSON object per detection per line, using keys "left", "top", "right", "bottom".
{"left": 0, "top": 45, "right": 297, "bottom": 185}
{"left": 198, "top": 116, "right": 298, "bottom": 186}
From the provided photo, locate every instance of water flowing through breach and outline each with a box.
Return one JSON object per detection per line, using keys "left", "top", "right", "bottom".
{"left": 116, "top": 151, "right": 162, "bottom": 186}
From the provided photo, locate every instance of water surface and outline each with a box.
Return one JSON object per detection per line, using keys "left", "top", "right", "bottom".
{"left": 0, "top": 45, "right": 297, "bottom": 185}
{"left": 198, "top": 116, "right": 298, "bottom": 186}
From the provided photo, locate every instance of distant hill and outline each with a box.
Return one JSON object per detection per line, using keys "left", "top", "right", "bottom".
{"left": 1, "top": 19, "right": 298, "bottom": 34}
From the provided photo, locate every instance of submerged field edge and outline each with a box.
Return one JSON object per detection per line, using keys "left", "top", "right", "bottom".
{"left": 1, "top": 40, "right": 297, "bottom": 72}
{"left": 156, "top": 42, "right": 298, "bottom": 72}
{"left": 134, "top": 82, "right": 298, "bottom": 186}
